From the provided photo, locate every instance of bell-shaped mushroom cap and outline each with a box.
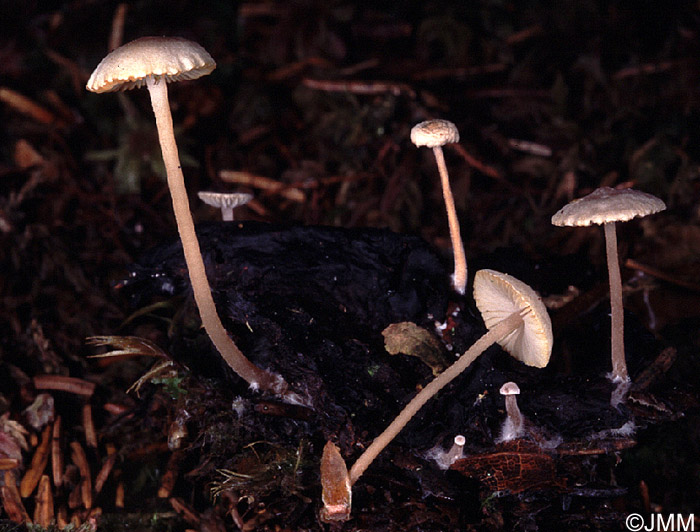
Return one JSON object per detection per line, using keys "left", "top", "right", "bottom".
{"left": 473, "top": 269, "right": 553, "bottom": 368}
{"left": 197, "top": 191, "right": 253, "bottom": 210}
{"left": 87, "top": 36, "right": 216, "bottom": 93}
{"left": 410, "top": 119, "right": 460, "bottom": 148}
{"left": 551, "top": 187, "right": 666, "bottom": 227}
{"left": 500, "top": 381, "right": 521, "bottom": 395}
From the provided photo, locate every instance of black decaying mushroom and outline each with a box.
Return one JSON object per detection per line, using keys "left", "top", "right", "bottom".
{"left": 411, "top": 119, "right": 468, "bottom": 294}
{"left": 552, "top": 187, "right": 665, "bottom": 403}
{"left": 87, "top": 37, "right": 287, "bottom": 395}
{"left": 320, "top": 269, "right": 553, "bottom": 521}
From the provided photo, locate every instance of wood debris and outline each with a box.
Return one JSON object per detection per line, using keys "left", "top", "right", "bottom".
{"left": 2, "top": 470, "right": 31, "bottom": 524}
{"left": 70, "top": 441, "right": 93, "bottom": 509}
{"left": 20, "top": 425, "right": 51, "bottom": 498}
{"left": 33, "top": 375, "right": 96, "bottom": 397}
{"left": 33, "top": 474, "right": 54, "bottom": 527}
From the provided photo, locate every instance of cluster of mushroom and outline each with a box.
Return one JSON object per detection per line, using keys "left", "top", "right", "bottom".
{"left": 410, "top": 121, "right": 665, "bottom": 401}
{"left": 410, "top": 119, "right": 667, "bottom": 395}
{"left": 320, "top": 269, "right": 554, "bottom": 521}
{"left": 86, "top": 36, "right": 667, "bottom": 523}
{"left": 319, "top": 134, "right": 666, "bottom": 519}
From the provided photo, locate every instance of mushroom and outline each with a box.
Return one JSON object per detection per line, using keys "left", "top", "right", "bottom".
{"left": 327, "top": 269, "right": 552, "bottom": 508}
{"left": 498, "top": 381, "right": 523, "bottom": 442}
{"left": 445, "top": 434, "right": 466, "bottom": 464}
{"left": 551, "top": 187, "right": 665, "bottom": 393}
{"left": 198, "top": 191, "right": 253, "bottom": 221}
{"left": 411, "top": 119, "right": 468, "bottom": 294}
{"left": 87, "top": 37, "right": 286, "bottom": 394}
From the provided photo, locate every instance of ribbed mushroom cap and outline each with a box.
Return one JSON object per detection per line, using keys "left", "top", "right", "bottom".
{"left": 87, "top": 36, "right": 216, "bottom": 93}
{"left": 500, "top": 381, "right": 520, "bottom": 395}
{"left": 197, "top": 191, "right": 253, "bottom": 210}
{"left": 551, "top": 187, "right": 666, "bottom": 227}
{"left": 410, "top": 119, "right": 460, "bottom": 148}
{"left": 473, "top": 269, "right": 553, "bottom": 368}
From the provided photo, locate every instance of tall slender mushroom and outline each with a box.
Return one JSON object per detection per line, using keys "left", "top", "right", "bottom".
{"left": 321, "top": 269, "right": 552, "bottom": 521}
{"left": 411, "top": 119, "right": 467, "bottom": 294}
{"left": 87, "top": 37, "right": 286, "bottom": 394}
{"left": 552, "top": 187, "right": 665, "bottom": 395}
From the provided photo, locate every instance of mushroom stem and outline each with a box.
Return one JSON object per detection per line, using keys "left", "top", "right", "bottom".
{"left": 504, "top": 394, "right": 523, "bottom": 434}
{"left": 432, "top": 146, "right": 467, "bottom": 294}
{"left": 603, "top": 221, "right": 628, "bottom": 383}
{"left": 347, "top": 309, "right": 525, "bottom": 486}
{"left": 146, "top": 77, "right": 285, "bottom": 394}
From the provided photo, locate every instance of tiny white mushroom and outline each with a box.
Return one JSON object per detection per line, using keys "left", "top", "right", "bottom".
{"left": 498, "top": 381, "right": 523, "bottom": 442}
{"left": 426, "top": 433, "right": 468, "bottom": 470}
{"left": 444, "top": 434, "right": 466, "bottom": 465}
{"left": 198, "top": 191, "right": 253, "bottom": 221}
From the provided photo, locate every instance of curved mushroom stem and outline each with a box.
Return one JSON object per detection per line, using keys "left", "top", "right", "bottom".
{"left": 431, "top": 146, "right": 467, "bottom": 295}
{"left": 603, "top": 221, "right": 628, "bottom": 384}
{"left": 145, "top": 77, "right": 286, "bottom": 395}
{"left": 347, "top": 309, "right": 525, "bottom": 486}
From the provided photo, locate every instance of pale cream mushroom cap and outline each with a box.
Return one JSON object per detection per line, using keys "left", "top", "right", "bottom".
{"left": 453, "top": 434, "right": 466, "bottom": 446}
{"left": 86, "top": 36, "right": 216, "bottom": 93}
{"left": 198, "top": 191, "right": 253, "bottom": 210}
{"left": 473, "top": 269, "right": 553, "bottom": 368}
{"left": 410, "top": 119, "right": 460, "bottom": 148}
{"left": 500, "top": 381, "right": 521, "bottom": 395}
{"left": 551, "top": 187, "right": 666, "bottom": 227}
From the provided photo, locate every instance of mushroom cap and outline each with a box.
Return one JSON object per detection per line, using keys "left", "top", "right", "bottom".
{"left": 473, "top": 269, "right": 553, "bottom": 368}
{"left": 197, "top": 191, "right": 253, "bottom": 210}
{"left": 410, "top": 119, "right": 460, "bottom": 148}
{"left": 500, "top": 381, "right": 521, "bottom": 395}
{"left": 87, "top": 36, "right": 216, "bottom": 93}
{"left": 551, "top": 187, "right": 666, "bottom": 227}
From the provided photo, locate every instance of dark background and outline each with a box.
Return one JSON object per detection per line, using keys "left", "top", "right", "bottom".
{"left": 1, "top": 1, "right": 699, "bottom": 530}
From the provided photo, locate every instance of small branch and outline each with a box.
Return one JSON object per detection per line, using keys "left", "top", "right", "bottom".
{"left": 33, "top": 375, "right": 96, "bottom": 397}
{"left": 302, "top": 78, "right": 416, "bottom": 98}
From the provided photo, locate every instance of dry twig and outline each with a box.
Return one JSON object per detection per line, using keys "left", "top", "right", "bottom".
{"left": 20, "top": 424, "right": 51, "bottom": 498}
{"left": 33, "top": 375, "right": 96, "bottom": 397}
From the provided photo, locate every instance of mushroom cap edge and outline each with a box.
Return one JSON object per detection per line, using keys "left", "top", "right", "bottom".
{"left": 87, "top": 36, "right": 215, "bottom": 93}
{"left": 551, "top": 187, "right": 666, "bottom": 227}
{"left": 473, "top": 269, "right": 553, "bottom": 368}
